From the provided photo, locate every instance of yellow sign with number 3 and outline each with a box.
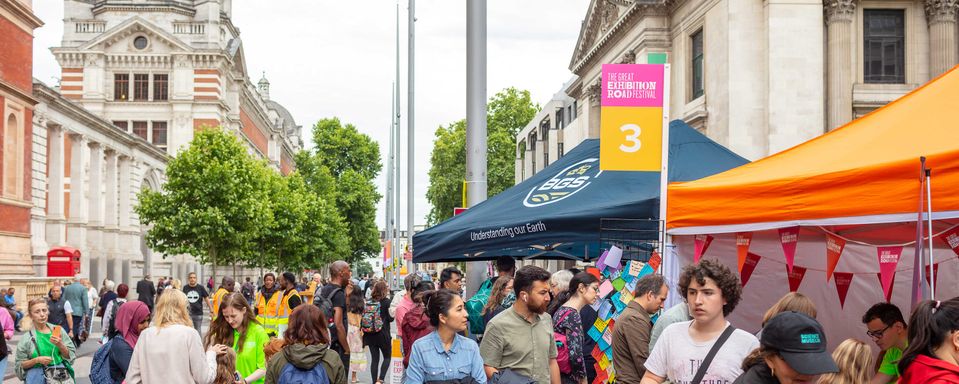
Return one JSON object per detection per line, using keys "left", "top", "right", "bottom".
{"left": 600, "top": 106, "right": 663, "bottom": 171}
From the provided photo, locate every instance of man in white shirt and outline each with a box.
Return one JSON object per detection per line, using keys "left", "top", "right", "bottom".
{"left": 641, "top": 259, "right": 759, "bottom": 384}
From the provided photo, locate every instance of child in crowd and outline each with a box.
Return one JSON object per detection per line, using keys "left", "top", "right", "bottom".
{"left": 346, "top": 281, "right": 367, "bottom": 383}
{"left": 213, "top": 341, "right": 238, "bottom": 384}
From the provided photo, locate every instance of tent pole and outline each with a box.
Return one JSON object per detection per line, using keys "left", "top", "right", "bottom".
{"left": 911, "top": 157, "right": 926, "bottom": 308}
{"left": 926, "top": 168, "right": 935, "bottom": 299}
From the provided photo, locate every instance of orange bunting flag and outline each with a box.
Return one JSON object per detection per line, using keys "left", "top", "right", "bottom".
{"left": 825, "top": 234, "right": 846, "bottom": 282}
{"left": 736, "top": 232, "right": 753, "bottom": 273}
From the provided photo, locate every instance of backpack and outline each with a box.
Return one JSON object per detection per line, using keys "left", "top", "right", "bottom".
{"left": 106, "top": 299, "right": 123, "bottom": 338}
{"left": 361, "top": 300, "right": 383, "bottom": 333}
{"left": 313, "top": 286, "right": 341, "bottom": 329}
{"left": 553, "top": 310, "right": 573, "bottom": 374}
{"left": 465, "top": 278, "right": 494, "bottom": 335}
{"left": 90, "top": 337, "right": 119, "bottom": 384}
{"left": 277, "top": 362, "right": 331, "bottom": 384}
{"left": 241, "top": 283, "right": 255, "bottom": 302}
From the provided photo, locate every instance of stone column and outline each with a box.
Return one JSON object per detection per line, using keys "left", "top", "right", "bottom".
{"left": 104, "top": 150, "right": 120, "bottom": 282}
{"left": 118, "top": 155, "right": 134, "bottom": 285}
{"left": 67, "top": 132, "right": 89, "bottom": 276}
{"left": 926, "top": 0, "right": 959, "bottom": 77}
{"left": 46, "top": 125, "right": 66, "bottom": 247}
{"left": 586, "top": 80, "right": 602, "bottom": 139}
{"left": 825, "top": 0, "right": 856, "bottom": 130}
{"left": 87, "top": 142, "right": 105, "bottom": 284}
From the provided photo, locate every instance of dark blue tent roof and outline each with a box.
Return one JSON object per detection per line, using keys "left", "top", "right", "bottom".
{"left": 412, "top": 120, "right": 748, "bottom": 263}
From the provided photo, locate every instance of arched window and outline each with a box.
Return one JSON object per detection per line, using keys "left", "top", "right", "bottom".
{"left": 3, "top": 113, "right": 20, "bottom": 198}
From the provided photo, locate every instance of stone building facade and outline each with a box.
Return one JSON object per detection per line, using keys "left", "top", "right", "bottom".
{"left": 518, "top": 0, "right": 959, "bottom": 176}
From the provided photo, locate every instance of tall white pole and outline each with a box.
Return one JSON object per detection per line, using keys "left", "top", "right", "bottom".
{"left": 394, "top": 1, "right": 402, "bottom": 278}
{"left": 926, "top": 169, "right": 935, "bottom": 299}
{"left": 408, "top": 0, "right": 416, "bottom": 272}
{"left": 465, "top": 0, "right": 488, "bottom": 297}
{"left": 386, "top": 84, "right": 395, "bottom": 285}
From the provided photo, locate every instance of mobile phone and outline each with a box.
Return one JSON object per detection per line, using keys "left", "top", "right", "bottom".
{"left": 234, "top": 372, "right": 241, "bottom": 382}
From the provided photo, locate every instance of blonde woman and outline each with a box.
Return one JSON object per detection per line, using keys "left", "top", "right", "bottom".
{"left": 126, "top": 289, "right": 229, "bottom": 384}
{"left": 818, "top": 339, "right": 873, "bottom": 384}
{"left": 14, "top": 298, "right": 77, "bottom": 383}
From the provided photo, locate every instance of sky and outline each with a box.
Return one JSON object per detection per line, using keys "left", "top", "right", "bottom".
{"left": 32, "top": 0, "right": 591, "bottom": 231}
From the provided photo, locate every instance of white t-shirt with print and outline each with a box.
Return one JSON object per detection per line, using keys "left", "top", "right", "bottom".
{"left": 644, "top": 320, "right": 759, "bottom": 384}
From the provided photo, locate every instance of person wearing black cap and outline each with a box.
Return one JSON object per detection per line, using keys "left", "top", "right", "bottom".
{"left": 733, "top": 311, "right": 839, "bottom": 384}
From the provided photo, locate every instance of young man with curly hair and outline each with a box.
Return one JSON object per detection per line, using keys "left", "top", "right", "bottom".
{"left": 641, "top": 259, "right": 759, "bottom": 384}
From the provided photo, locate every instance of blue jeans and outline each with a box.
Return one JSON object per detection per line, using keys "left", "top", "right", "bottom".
{"left": 25, "top": 363, "right": 69, "bottom": 384}
{"left": 0, "top": 355, "right": 7, "bottom": 381}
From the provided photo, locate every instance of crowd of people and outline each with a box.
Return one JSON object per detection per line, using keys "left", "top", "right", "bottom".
{"left": 2, "top": 256, "right": 958, "bottom": 383}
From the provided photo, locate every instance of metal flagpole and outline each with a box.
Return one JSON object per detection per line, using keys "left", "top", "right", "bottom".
{"left": 926, "top": 168, "right": 935, "bottom": 299}
{"left": 386, "top": 84, "right": 396, "bottom": 287}
{"left": 910, "top": 157, "right": 926, "bottom": 309}
{"left": 658, "top": 65, "right": 672, "bottom": 276}
{"left": 394, "top": 1, "right": 402, "bottom": 282}
{"left": 465, "top": 0, "right": 488, "bottom": 298}
{"left": 408, "top": 0, "right": 416, "bottom": 273}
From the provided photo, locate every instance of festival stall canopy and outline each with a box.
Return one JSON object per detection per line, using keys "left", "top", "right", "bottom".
{"left": 412, "top": 121, "right": 748, "bottom": 263}
{"left": 667, "top": 66, "right": 959, "bottom": 234}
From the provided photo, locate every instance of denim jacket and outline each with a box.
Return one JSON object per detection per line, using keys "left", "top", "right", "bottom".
{"left": 405, "top": 331, "right": 487, "bottom": 384}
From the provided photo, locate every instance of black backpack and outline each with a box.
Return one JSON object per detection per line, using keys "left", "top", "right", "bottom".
{"left": 107, "top": 299, "right": 124, "bottom": 338}
{"left": 241, "top": 283, "right": 255, "bottom": 302}
{"left": 312, "top": 286, "right": 341, "bottom": 329}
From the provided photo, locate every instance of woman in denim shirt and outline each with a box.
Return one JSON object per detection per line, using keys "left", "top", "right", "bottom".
{"left": 405, "top": 289, "right": 486, "bottom": 384}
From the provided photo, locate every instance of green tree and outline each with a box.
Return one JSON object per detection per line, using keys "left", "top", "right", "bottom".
{"left": 354, "top": 259, "right": 374, "bottom": 277}
{"left": 426, "top": 87, "right": 539, "bottom": 224}
{"left": 136, "top": 128, "right": 271, "bottom": 284}
{"left": 297, "top": 118, "right": 382, "bottom": 262}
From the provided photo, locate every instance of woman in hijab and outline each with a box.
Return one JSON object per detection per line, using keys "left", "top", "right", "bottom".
{"left": 109, "top": 300, "right": 150, "bottom": 381}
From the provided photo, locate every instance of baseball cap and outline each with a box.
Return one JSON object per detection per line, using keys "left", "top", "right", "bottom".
{"left": 760, "top": 311, "right": 839, "bottom": 375}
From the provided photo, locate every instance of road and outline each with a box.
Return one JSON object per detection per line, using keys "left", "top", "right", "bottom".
{"left": 3, "top": 314, "right": 393, "bottom": 383}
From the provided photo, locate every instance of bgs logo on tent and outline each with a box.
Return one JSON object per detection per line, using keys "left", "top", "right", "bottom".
{"left": 524, "top": 158, "right": 603, "bottom": 207}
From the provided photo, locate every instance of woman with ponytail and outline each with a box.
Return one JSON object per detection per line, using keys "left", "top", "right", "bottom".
{"left": 550, "top": 272, "right": 599, "bottom": 384}
{"left": 898, "top": 298, "right": 959, "bottom": 383}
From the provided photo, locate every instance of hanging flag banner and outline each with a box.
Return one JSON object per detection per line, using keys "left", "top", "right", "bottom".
{"left": 383, "top": 240, "right": 392, "bottom": 268}
{"left": 834, "top": 272, "right": 854, "bottom": 309}
{"left": 877, "top": 246, "right": 903, "bottom": 301}
{"left": 648, "top": 250, "right": 662, "bottom": 272}
{"left": 937, "top": 226, "right": 959, "bottom": 257}
{"left": 925, "top": 263, "right": 941, "bottom": 288}
{"left": 736, "top": 232, "right": 753, "bottom": 272}
{"left": 599, "top": 64, "right": 668, "bottom": 171}
{"left": 787, "top": 265, "right": 807, "bottom": 292}
{"left": 779, "top": 226, "right": 801, "bottom": 273}
{"left": 694, "top": 234, "right": 714, "bottom": 262}
{"left": 877, "top": 272, "right": 896, "bottom": 302}
{"left": 825, "top": 234, "right": 846, "bottom": 282}
{"left": 740, "top": 252, "right": 762, "bottom": 287}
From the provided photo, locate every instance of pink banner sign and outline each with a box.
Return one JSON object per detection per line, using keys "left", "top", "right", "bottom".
{"left": 825, "top": 234, "right": 846, "bottom": 282}
{"left": 601, "top": 64, "right": 665, "bottom": 107}
{"left": 736, "top": 232, "right": 753, "bottom": 273}
{"left": 741, "top": 253, "right": 762, "bottom": 288}
{"left": 779, "top": 226, "right": 800, "bottom": 273}
{"left": 834, "top": 272, "right": 854, "bottom": 309}
{"left": 938, "top": 227, "right": 959, "bottom": 257}
{"left": 877, "top": 246, "right": 903, "bottom": 301}
{"left": 694, "top": 234, "right": 714, "bottom": 263}
{"left": 787, "top": 265, "right": 807, "bottom": 292}
{"left": 877, "top": 272, "right": 896, "bottom": 302}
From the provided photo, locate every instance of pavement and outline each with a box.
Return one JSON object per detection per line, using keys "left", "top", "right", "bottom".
{"left": 3, "top": 314, "right": 394, "bottom": 383}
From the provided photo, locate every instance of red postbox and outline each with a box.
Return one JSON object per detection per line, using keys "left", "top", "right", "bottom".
{"left": 47, "top": 247, "right": 81, "bottom": 277}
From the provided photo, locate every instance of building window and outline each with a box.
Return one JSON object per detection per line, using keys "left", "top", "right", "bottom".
{"left": 558, "top": 143, "right": 564, "bottom": 158}
{"left": 132, "top": 121, "right": 148, "bottom": 140}
{"left": 152, "top": 121, "right": 167, "bottom": 147}
{"left": 112, "top": 121, "right": 128, "bottom": 131}
{"left": 133, "top": 36, "right": 148, "bottom": 50}
{"left": 691, "top": 29, "right": 705, "bottom": 99}
{"left": 864, "top": 9, "right": 905, "bottom": 84}
{"left": 133, "top": 74, "right": 150, "bottom": 100}
{"left": 3, "top": 113, "right": 20, "bottom": 198}
{"left": 556, "top": 109, "right": 565, "bottom": 129}
{"left": 153, "top": 74, "right": 168, "bottom": 101}
{"left": 114, "top": 74, "right": 129, "bottom": 101}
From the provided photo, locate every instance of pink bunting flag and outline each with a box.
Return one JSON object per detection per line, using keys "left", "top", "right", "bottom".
{"left": 787, "top": 265, "right": 807, "bottom": 292}
{"left": 877, "top": 246, "right": 903, "bottom": 302}
{"left": 779, "top": 226, "right": 800, "bottom": 273}
{"left": 694, "top": 234, "right": 714, "bottom": 263}
{"left": 740, "top": 252, "right": 762, "bottom": 287}
{"left": 834, "top": 272, "right": 854, "bottom": 308}
{"left": 877, "top": 272, "right": 896, "bottom": 302}
{"left": 825, "top": 234, "right": 846, "bottom": 282}
{"left": 736, "top": 232, "right": 753, "bottom": 273}
{"left": 938, "top": 227, "right": 959, "bottom": 257}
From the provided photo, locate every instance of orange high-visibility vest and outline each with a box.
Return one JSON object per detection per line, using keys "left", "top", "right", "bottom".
{"left": 255, "top": 289, "right": 282, "bottom": 334}
{"left": 211, "top": 288, "right": 229, "bottom": 319}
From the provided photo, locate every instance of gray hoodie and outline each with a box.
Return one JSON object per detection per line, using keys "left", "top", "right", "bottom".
{"left": 264, "top": 343, "right": 347, "bottom": 384}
